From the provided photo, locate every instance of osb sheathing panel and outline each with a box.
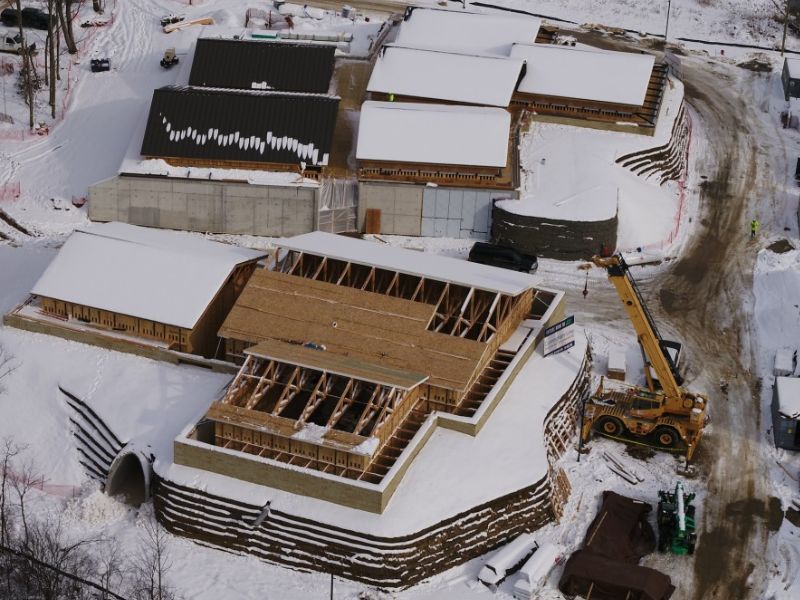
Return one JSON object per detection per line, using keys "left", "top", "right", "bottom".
{"left": 219, "top": 269, "right": 487, "bottom": 391}
{"left": 246, "top": 338, "right": 428, "bottom": 389}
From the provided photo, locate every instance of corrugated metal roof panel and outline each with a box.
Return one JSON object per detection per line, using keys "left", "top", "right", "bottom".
{"left": 188, "top": 38, "right": 335, "bottom": 93}
{"left": 140, "top": 86, "right": 340, "bottom": 167}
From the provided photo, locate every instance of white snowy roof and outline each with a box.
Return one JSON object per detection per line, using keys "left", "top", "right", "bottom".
{"left": 511, "top": 44, "right": 655, "bottom": 107}
{"left": 787, "top": 57, "right": 800, "bottom": 79}
{"left": 278, "top": 231, "right": 536, "bottom": 295}
{"left": 356, "top": 101, "right": 510, "bottom": 168}
{"left": 31, "top": 223, "right": 266, "bottom": 329}
{"left": 395, "top": 7, "right": 540, "bottom": 55}
{"left": 366, "top": 45, "right": 525, "bottom": 107}
{"left": 777, "top": 376, "right": 800, "bottom": 419}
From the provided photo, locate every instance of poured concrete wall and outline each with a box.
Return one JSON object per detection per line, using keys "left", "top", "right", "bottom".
{"left": 357, "top": 181, "right": 424, "bottom": 235}
{"left": 492, "top": 205, "right": 618, "bottom": 261}
{"left": 89, "top": 175, "right": 318, "bottom": 237}
{"left": 358, "top": 182, "right": 516, "bottom": 238}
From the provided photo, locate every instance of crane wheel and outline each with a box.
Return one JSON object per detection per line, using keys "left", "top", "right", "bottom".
{"left": 596, "top": 416, "right": 624, "bottom": 437}
{"left": 654, "top": 426, "right": 680, "bottom": 448}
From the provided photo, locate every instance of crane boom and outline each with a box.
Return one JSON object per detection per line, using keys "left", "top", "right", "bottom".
{"left": 592, "top": 255, "right": 683, "bottom": 404}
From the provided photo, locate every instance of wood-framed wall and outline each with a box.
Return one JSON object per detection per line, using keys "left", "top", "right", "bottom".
{"left": 37, "top": 260, "right": 260, "bottom": 358}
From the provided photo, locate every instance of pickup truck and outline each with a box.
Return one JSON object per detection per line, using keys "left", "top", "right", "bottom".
{"left": 1, "top": 32, "right": 36, "bottom": 55}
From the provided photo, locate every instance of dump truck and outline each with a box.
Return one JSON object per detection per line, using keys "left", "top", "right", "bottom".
{"left": 581, "top": 254, "right": 708, "bottom": 460}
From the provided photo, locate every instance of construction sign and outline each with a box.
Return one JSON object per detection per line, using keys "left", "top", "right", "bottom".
{"left": 543, "top": 315, "right": 575, "bottom": 357}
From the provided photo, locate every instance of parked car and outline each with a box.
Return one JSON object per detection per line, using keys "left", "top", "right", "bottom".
{"left": 478, "top": 534, "right": 539, "bottom": 590}
{"left": 512, "top": 543, "right": 562, "bottom": 600}
{"left": 90, "top": 58, "right": 110, "bottom": 72}
{"left": 467, "top": 242, "right": 538, "bottom": 273}
{"left": 1, "top": 7, "right": 53, "bottom": 30}
{"left": 1, "top": 32, "right": 35, "bottom": 55}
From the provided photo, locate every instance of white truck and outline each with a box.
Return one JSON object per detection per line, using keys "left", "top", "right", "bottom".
{"left": 1, "top": 32, "right": 35, "bottom": 55}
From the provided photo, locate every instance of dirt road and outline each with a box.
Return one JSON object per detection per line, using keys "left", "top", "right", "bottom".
{"left": 550, "top": 34, "right": 782, "bottom": 597}
{"left": 651, "top": 59, "right": 782, "bottom": 599}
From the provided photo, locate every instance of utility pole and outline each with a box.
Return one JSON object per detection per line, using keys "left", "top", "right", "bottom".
{"left": 664, "top": 0, "right": 672, "bottom": 42}
{"left": 783, "top": 0, "right": 791, "bottom": 56}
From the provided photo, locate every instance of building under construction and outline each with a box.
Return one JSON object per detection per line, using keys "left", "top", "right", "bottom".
{"left": 175, "top": 232, "right": 566, "bottom": 512}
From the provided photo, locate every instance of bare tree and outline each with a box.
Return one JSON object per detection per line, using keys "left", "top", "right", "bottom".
{"left": 46, "top": 0, "right": 59, "bottom": 117}
{"left": 54, "top": 0, "right": 78, "bottom": 55}
{"left": 10, "top": 457, "right": 44, "bottom": 545}
{"left": 0, "top": 344, "right": 18, "bottom": 395}
{"left": 0, "top": 438, "right": 22, "bottom": 595}
{"left": 12, "top": 0, "right": 35, "bottom": 128}
{"left": 128, "top": 514, "right": 178, "bottom": 600}
{"left": 96, "top": 539, "right": 125, "bottom": 600}
{"left": 21, "top": 516, "right": 99, "bottom": 600}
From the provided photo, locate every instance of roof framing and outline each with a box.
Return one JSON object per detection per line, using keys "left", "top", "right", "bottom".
{"left": 276, "top": 249, "right": 524, "bottom": 344}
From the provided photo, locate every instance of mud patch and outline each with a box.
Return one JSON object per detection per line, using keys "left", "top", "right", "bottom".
{"left": 659, "top": 288, "right": 682, "bottom": 314}
{"left": 767, "top": 239, "right": 795, "bottom": 254}
{"left": 625, "top": 445, "right": 655, "bottom": 461}
{"left": 694, "top": 498, "right": 764, "bottom": 598}
{"left": 767, "top": 496, "right": 784, "bottom": 532}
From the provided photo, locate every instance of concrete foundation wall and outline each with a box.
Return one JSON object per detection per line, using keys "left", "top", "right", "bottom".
{"left": 492, "top": 205, "right": 618, "bottom": 261}
{"left": 89, "top": 175, "right": 318, "bottom": 237}
{"left": 357, "top": 181, "right": 424, "bottom": 235}
{"left": 358, "top": 181, "right": 516, "bottom": 238}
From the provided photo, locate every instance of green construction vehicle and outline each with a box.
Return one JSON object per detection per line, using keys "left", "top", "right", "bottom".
{"left": 657, "top": 481, "right": 697, "bottom": 555}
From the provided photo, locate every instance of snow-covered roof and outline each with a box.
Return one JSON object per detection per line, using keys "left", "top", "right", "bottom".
{"left": 511, "top": 44, "right": 655, "bottom": 107}
{"left": 776, "top": 376, "right": 800, "bottom": 419}
{"left": 787, "top": 57, "right": 800, "bottom": 79}
{"left": 395, "top": 7, "right": 540, "bottom": 55}
{"left": 277, "top": 231, "right": 535, "bottom": 295}
{"left": 356, "top": 101, "right": 510, "bottom": 168}
{"left": 31, "top": 223, "right": 266, "bottom": 329}
{"left": 366, "top": 45, "right": 525, "bottom": 107}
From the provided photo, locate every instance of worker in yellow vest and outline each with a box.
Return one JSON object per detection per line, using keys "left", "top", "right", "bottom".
{"left": 750, "top": 219, "right": 760, "bottom": 239}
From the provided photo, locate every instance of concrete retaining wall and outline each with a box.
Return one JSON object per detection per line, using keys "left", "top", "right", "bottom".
{"left": 89, "top": 175, "right": 318, "bottom": 237}
{"left": 492, "top": 205, "right": 618, "bottom": 261}
{"left": 154, "top": 350, "right": 589, "bottom": 588}
{"left": 358, "top": 181, "right": 516, "bottom": 238}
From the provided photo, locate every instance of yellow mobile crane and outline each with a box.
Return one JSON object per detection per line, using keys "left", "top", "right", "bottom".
{"left": 582, "top": 255, "right": 708, "bottom": 460}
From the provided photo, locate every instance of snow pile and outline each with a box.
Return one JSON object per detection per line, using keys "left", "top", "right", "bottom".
{"left": 63, "top": 489, "right": 132, "bottom": 526}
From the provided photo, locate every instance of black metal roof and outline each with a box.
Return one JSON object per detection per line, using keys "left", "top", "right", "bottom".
{"left": 140, "top": 86, "right": 340, "bottom": 168}
{"left": 188, "top": 38, "right": 336, "bottom": 94}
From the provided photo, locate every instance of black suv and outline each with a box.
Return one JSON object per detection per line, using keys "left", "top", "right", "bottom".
{"left": 467, "top": 242, "right": 538, "bottom": 273}
{"left": 1, "top": 7, "right": 53, "bottom": 30}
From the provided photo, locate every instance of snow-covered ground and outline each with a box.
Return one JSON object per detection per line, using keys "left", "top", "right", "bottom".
{"left": 3, "top": 0, "right": 800, "bottom": 598}
{"left": 499, "top": 76, "right": 687, "bottom": 250}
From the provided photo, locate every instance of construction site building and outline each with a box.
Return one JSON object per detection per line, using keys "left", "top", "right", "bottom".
{"left": 20, "top": 222, "right": 265, "bottom": 358}
{"left": 176, "top": 232, "right": 566, "bottom": 512}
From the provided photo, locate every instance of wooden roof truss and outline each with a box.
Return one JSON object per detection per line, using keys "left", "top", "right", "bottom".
{"left": 220, "top": 353, "right": 408, "bottom": 439}
{"left": 275, "top": 249, "right": 525, "bottom": 343}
